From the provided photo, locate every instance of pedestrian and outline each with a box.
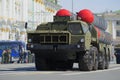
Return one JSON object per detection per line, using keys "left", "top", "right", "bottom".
{"left": 7, "top": 49, "right": 11, "bottom": 63}
{"left": 18, "top": 45, "right": 24, "bottom": 63}
{"left": 23, "top": 50, "right": 28, "bottom": 63}
{"left": 2, "top": 49, "right": 11, "bottom": 64}
{"left": 28, "top": 50, "right": 32, "bottom": 63}
{"left": 114, "top": 50, "right": 120, "bottom": 64}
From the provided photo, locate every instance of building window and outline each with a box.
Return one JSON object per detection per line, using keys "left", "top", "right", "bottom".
{"left": 116, "top": 30, "right": 120, "bottom": 36}
{"left": 116, "top": 20, "right": 120, "bottom": 25}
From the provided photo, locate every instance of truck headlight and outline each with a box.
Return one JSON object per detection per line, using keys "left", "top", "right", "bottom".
{"left": 80, "top": 38, "right": 84, "bottom": 42}
{"left": 77, "top": 44, "right": 80, "bottom": 48}
{"left": 27, "top": 44, "right": 34, "bottom": 48}
{"left": 28, "top": 39, "right": 32, "bottom": 42}
{"left": 30, "top": 44, "right": 34, "bottom": 48}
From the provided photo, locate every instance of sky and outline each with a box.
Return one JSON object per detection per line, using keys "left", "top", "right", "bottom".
{"left": 59, "top": 0, "right": 120, "bottom": 13}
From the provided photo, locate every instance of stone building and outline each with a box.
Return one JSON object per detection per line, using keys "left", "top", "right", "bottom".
{"left": 0, "top": 0, "right": 61, "bottom": 42}
{"left": 101, "top": 11, "right": 120, "bottom": 61}
{"left": 103, "top": 11, "right": 120, "bottom": 46}
{"left": 95, "top": 11, "right": 120, "bottom": 61}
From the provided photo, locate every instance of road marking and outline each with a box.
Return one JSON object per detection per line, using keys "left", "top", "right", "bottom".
{"left": 62, "top": 67, "right": 120, "bottom": 76}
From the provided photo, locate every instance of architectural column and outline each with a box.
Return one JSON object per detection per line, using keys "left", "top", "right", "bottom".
{"left": 12, "top": 0, "right": 16, "bottom": 22}
{"left": 2, "top": 0, "right": 7, "bottom": 21}
{"left": 112, "top": 20, "right": 116, "bottom": 40}
{"left": 23, "top": 0, "right": 28, "bottom": 22}
{"left": 9, "top": 0, "right": 13, "bottom": 19}
{"left": 0, "top": 0, "right": 2, "bottom": 17}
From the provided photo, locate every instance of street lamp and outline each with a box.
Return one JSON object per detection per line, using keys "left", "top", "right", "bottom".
{"left": 72, "top": 0, "right": 74, "bottom": 13}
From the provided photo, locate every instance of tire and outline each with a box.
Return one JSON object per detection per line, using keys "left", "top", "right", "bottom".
{"left": 35, "top": 54, "right": 48, "bottom": 71}
{"left": 53, "top": 61, "right": 73, "bottom": 71}
{"left": 66, "top": 61, "right": 73, "bottom": 70}
{"left": 98, "top": 53, "right": 105, "bottom": 70}
{"left": 55, "top": 61, "right": 67, "bottom": 71}
{"left": 79, "top": 47, "right": 94, "bottom": 71}
{"left": 93, "top": 47, "right": 99, "bottom": 70}
{"left": 47, "top": 60, "right": 57, "bottom": 70}
{"left": 105, "top": 55, "right": 110, "bottom": 69}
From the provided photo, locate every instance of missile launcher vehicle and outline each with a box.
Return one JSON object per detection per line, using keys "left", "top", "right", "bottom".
{"left": 27, "top": 9, "right": 112, "bottom": 71}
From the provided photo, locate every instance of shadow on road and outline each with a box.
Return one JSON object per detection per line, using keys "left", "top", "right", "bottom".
{"left": 0, "top": 66, "right": 81, "bottom": 72}
{"left": 0, "top": 66, "right": 36, "bottom": 71}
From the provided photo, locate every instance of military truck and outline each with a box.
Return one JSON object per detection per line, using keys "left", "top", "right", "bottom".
{"left": 27, "top": 9, "right": 112, "bottom": 71}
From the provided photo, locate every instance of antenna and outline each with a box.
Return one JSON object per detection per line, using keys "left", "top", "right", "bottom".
{"left": 72, "top": 0, "right": 73, "bottom": 13}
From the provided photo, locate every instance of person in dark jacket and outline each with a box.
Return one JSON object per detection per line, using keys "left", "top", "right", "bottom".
{"left": 2, "top": 49, "right": 11, "bottom": 64}
{"left": 18, "top": 45, "right": 25, "bottom": 63}
{"left": 114, "top": 50, "right": 120, "bottom": 64}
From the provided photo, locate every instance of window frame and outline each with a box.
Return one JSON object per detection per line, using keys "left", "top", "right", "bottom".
{"left": 116, "top": 20, "right": 120, "bottom": 26}
{"left": 116, "top": 30, "right": 120, "bottom": 37}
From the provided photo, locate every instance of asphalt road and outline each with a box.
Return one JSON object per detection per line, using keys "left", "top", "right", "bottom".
{"left": 0, "top": 63, "right": 120, "bottom": 80}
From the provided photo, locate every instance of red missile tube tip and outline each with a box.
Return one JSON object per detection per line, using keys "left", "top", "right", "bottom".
{"left": 77, "top": 9, "right": 94, "bottom": 24}
{"left": 56, "top": 9, "right": 71, "bottom": 17}
{"left": 94, "top": 26, "right": 101, "bottom": 38}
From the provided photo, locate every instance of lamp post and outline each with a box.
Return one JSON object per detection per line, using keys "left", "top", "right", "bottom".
{"left": 72, "top": 0, "right": 73, "bottom": 13}
{"left": 33, "top": 0, "right": 34, "bottom": 30}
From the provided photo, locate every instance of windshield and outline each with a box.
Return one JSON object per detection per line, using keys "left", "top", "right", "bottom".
{"left": 68, "top": 23, "right": 83, "bottom": 35}
{"left": 81, "top": 23, "right": 89, "bottom": 33}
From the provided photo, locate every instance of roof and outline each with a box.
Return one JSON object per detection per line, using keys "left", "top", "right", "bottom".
{"left": 0, "top": 41, "right": 26, "bottom": 47}
{"left": 103, "top": 12, "right": 120, "bottom": 20}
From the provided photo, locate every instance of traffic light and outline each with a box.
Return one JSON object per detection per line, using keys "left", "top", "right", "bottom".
{"left": 25, "top": 22, "right": 27, "bottom": 29}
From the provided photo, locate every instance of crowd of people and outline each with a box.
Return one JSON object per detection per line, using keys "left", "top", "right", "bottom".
{"left": 2, "top": 49, "right": 11, "bottom": 63}
{"left": 1, "top": 47, "right": 34, "bottom": 64}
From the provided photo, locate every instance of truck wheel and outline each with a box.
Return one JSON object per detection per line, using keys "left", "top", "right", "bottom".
{"left": 55, "top": 61, "right": 73, "bottom": 71}
{"left": 98, "top": 54, "right": 105, "bottom": 70}
{"left": 93, "top": 47, "right": 99, "bottom": 70}
{"left": 105, "top": 55, "right": 109, "bottom": 69}
{"left": 79, "top": 47, "right": 94, "bottom": 71}
{"left": 56, "top": 61, "right": 67, "bottom": 71}
{"left": 35, "top": 54, "right": 48, "bottom": 71}
{"left": 47, "top": 60, "right": 57, "bottom": 70}
{"left": 66, "top": 61, "right": 73, "bottom": 70}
